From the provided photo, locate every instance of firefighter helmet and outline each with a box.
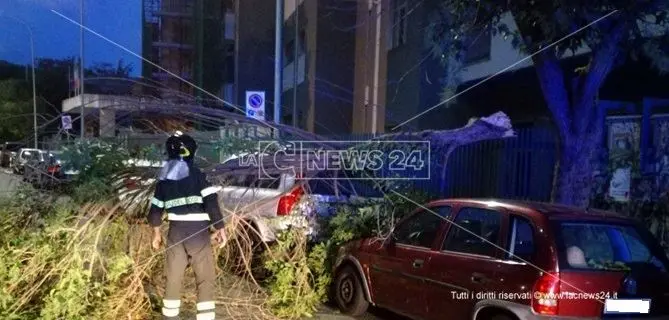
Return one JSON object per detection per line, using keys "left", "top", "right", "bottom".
{"left": 165, "top": 131, "right": 197, "bottom": 162}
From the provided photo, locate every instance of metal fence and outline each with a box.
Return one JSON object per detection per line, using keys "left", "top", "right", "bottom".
{"left": 41, "top": 123, "right": 559, "bottom": 202}
{"left": 443, "top": 125, "right": 557, "bottom": 201}
{"left": 328, "top": 124, "right": 559, "bottom": 202}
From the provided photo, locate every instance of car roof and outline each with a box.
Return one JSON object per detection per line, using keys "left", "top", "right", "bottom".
{"left": 429, "top": 198, "right": 630, "bottom": 222}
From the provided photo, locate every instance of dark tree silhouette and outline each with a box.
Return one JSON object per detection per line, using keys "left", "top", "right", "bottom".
{"left": 429, "top": 0, "right": 669, "bottom": 206}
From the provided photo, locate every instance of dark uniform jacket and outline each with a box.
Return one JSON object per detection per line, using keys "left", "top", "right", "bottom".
{"left": 147, "top": 166, "right": 225, "bottom": 238}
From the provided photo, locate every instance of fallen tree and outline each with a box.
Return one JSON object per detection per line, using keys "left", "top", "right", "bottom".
{"left": 0, "top": 112, "right": 515, "bottom": 319}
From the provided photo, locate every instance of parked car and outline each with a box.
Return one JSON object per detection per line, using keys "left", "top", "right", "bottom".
{"left": 12, "top": 148, "right": 48, "bottom": 174}
{"left": 212, "top": 152, "right": 383, "bottom": 245}
{"left": 22, "top": 151, "right": 68, "bottom": 189}
{"left": 0, "top": 142, "right": 26, "bottom": 168}
{"left": 332, "top": 199, "right": 669, "bottom": 320}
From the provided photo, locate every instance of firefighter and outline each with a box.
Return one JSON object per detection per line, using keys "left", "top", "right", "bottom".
{"left": 148, "top": 131, "right": 227, "bottom": 320}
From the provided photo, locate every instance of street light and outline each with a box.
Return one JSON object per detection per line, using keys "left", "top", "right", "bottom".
{"left": 1, "top": 15, "right": 38, "bottom": 149}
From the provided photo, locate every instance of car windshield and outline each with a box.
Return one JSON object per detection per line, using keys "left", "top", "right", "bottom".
{"left": 556, "top": 221, "right": 668, "bottom": 272}
{"left": 47, "top": 152, "right": 62, "bottom": 165}
{"left": 39, "top": 151, "right": 50, "bottom": 162}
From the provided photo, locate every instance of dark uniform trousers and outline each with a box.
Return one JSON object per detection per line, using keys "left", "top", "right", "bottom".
{"left": 149, "top": 166, "right": 224, "bottom": 320}
{"left": 162, "top": 221, "right": 217, "bottom": 320}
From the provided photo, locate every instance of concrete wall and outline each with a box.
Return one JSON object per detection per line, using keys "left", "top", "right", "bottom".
{"left": 280, "top": 0, "right": 356, "bottom": 135}
{"left": 351, "top": 0, "right": 390, "bottom": 134}
{"left": 62, "top": 94, "right": 126, "bottom": 137}
{"left": 312, "top": 0, "right": 356, "bottom": 135}
{"left": 235, "top": 0, "right": 276, "bottom": 115}
{"left": 383, "top": 1, "right": 432, "bottom": 130}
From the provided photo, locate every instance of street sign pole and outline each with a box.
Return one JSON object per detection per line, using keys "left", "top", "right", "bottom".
{"left": 245, "top": 91, "right": 266, "bottom": 121}
{"left": 274, "top": 0, "right": 284, "bottom": 124}
{"left": 79, "top": 0, "right": 86, "bottom": 138}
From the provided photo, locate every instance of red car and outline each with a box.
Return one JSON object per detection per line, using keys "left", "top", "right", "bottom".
{"left": 332, "top": 199, "right": 669, "bottom": 320}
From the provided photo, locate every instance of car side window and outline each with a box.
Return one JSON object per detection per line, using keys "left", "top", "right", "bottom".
{"left": 393, "top": 206, "right": 451, "bottom": 249}
{"left": 506, "top": 215, "right": 535, "bottom": 261}
{"left": 442, "top": 207, "right": 502, "bottom": 257}
{"left": 256, "top": 174, "right": 281, "bottom": 189}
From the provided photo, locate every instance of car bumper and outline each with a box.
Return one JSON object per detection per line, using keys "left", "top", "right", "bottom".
{"left": 254, "top": 215, "right": 312, "bottom": 243}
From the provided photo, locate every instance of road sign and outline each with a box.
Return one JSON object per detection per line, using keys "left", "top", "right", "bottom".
{"left": 61, "top": 115, "right": 72, "bottom": 130}
{"left": 245, "top": 91, "right": 266, "bottom": 120}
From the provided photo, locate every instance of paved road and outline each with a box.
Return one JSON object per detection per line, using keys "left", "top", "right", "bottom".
{"left": 0, "top": 169, "right": 21, "bottom": 197}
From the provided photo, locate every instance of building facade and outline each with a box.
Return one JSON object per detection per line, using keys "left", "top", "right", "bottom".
{"left": 142, "top": 0, "right": 236, "bottom": 101}
{"left": 350, "top": 1, "right": 591, "bottom": 134}
{"left": 351, "top": 0, "right": 390, "bottom": 134}
{"left": 281, "top": 0, "right": 357, "bottom": 135}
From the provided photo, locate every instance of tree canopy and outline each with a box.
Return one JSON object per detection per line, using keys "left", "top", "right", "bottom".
{"left": 0, "top": 58, "right": 135, "bottom": 142}
{"left": 0, "top": 79, "right": 33, "bottom": 141}
{"left": 428, "top": 0, "right": 669, "bottom": 206}
{"left": 87, "top": 59, "right": 134, "bottom": 78}
{"left": 429, "top": 0, "right": 669, "bottom": 116}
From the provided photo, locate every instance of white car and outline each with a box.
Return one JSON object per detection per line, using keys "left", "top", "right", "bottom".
{"left": 13, "top": 148, "right": 47, "bottom": 174}
{"left": 212, "top": 153, "right": 383, "bottom": 243}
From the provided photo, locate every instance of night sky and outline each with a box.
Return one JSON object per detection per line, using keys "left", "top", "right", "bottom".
{"left": 0, "top": 0, "right": 142, "bottom": 76}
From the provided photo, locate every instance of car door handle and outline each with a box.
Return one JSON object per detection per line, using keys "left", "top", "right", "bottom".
{"left": 471, "top": 272, "right": 488, "bottom": 283}
{"left": 412, "top": 259, "right": 424, "bottom": 268}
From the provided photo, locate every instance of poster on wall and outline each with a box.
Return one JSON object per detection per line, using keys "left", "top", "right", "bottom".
{"left": 607, "top": 117, "right": 641, "bottom": 202}
{"left": 651, "top": 115, "right": 669, "bottom": 197}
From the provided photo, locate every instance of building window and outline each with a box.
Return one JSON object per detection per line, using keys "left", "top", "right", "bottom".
{"left": 284, "top": 39, "right": 295, "bottom": 67}
{"left": 285, "top": 41, "right": 294, "bottom": 65}
{"left": 284, "top": 29, "right": 306, "bottom": 67}
{"left": 390, "top": 0, "right": 408, "bottom": 49}
{"left": 151, "top": 47, "right": 160, "bottom": 63}
{"left": 463, "top": 25, "right": 492, "bottom": 65}
{"left": 221, "top": 83, "right": 234, "bottom": 102}
{"left": 223, "top": 11, "right": 235, "bottom": 40}
{"left": 299, "top": 30, "right": 306, "bottom": 55}
{"left": 150, "top": 23, "right": 160, "bottom": 42}
{"left": 225, "top": 55, "right": 234, "bottom": 81}
{"left": 181, "top": 19, "right": 193, "bottom": 44}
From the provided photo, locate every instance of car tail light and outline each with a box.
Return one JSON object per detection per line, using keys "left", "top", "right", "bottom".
{"left": 47, "top": 165, "right": 60, "bottom": 174}
{"left": 277, "top": 186, "right": 304, "bottom": 216}
{"left": 532, "top": 272, "right": 560, "bottom": 315}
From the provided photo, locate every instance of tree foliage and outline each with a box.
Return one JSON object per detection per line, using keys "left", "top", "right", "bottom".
{"left": 428, "top": 0, "right": 669, "bottom": 206}
{"left": 0, "top": 60, "right": 27, "bottom": 81}
{"left": 86, "top": 59, "right": 133, "bottom": 78}
{"left": 0, "top": 79, "right": 33, "bottom": 141}
{"left": 429, "top": 0, "right": 669, "bottom": 71}
{"left": 427, "top": 0, "right": 669, "bottom": 134}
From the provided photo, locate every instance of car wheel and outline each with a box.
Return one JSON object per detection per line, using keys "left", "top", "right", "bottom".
{"left": 488, "top": 314, "right": 514, "bottom": 320}
{"left": 334, "top": 266, "right": 369, "bottom": 316}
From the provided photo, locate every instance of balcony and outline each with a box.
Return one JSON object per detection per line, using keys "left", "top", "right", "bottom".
{"left": 156, "top": 0, "right": 193, "bottom": 17}
{"left": 152, "top": 41, "right": 193, "bottom": 50}
{"left": 223, "top": 12, "right": 235, "bottom": 41}
{"left": 152, "top": 71, "right": 192, "bottom": 81}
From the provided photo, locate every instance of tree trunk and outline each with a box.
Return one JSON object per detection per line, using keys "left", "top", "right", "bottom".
{"left": 553, "top": 129, "right": 600, "bottom": 207}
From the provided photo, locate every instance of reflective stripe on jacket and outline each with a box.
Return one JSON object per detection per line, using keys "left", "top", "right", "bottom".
{"left": 147, "top": 166, "right": 224, "bottom": 230}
